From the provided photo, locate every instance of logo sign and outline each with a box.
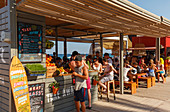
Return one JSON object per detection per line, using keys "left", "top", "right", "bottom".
{"left": 0, "top": 31, "right": 10, "bottom": 42}
{"left": 10, "top": 56, "right": 31, "bottom": 112}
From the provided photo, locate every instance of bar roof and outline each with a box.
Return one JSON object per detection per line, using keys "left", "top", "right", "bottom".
{"left": 17, "top": 0, "right": 170, "bottom": 38}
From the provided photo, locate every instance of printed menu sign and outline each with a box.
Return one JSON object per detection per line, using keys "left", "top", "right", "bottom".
{"left": 18, "top": 22, "right": 42, "bottom": 62}
{"left": 9, "top": 56, "right": 31, "bottom": 112}
{"left": 28, "top": 83, "right": 45, "bottom": 112}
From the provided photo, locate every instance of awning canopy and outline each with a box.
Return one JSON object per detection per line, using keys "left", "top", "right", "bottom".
{"left": 127, "top": 47, "right": 164, "bottom": 51}
{"left": 17, "top": 0, "right": 170, "bottom": 38}
{"left": 46, "top": 36, "right": 132, "bottom": 49}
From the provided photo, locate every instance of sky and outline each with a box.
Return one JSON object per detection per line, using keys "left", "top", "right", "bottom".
{"left": 128, "top": 0, "right": 170, "bottom": 19}
{"left": 47, "top": 0, "right": 170, "bottom": 55}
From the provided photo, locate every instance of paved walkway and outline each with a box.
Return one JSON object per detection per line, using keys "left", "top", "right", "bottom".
{"left": 86, "top": 77, "right": 170, "bottom": 112}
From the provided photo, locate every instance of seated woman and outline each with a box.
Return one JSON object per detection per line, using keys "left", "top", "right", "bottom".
{"left": 123, "top": 61, "right": 134, "bottom": 82}
{"left": 148, "top": 59, "right": 157, "bottom": 77}
{"left": 98, "top": 58, "right": 117, "bottom": 89}
{"left": 156, "top": 61, "right": 165, "bottom": 83}
{"left": 92, "top": 58, "right": 103, "bottom": 75}
{"left": 139, "top": 58, "right": 147, "bottom": 72}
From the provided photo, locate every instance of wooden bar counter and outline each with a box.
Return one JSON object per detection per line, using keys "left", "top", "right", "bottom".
{"left": 45, "top": 70, "right": 98, "bottom": 112}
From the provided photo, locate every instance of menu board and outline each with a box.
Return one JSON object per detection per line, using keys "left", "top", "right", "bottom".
{"left": 29, "top": 83, "right": 45, "bottom": 112}
{"left": 9, "top": 56, "right": 31, "bottom": 112}
{"left": 18, "top": 22, "right": 42, "bottom": 62}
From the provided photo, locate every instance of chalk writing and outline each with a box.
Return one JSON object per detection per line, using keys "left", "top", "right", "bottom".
{"left": 11, "top": 74, "right": 24, "bottom": 80}
{"left": 29, "top": 83, "right": 44, "bottom": 112}
{"left": 11, "top": 70, "right": 25, "bottom": 75}
{"left": 18, "top": 95, "right": 27, "bottom": 104}
{"left": 15, "top": 92, "right": 29, "bottom": 99}
{"left": 14, "top": 85, "right": 28, "bottom": 93}
{"left": 46, "top": 86, "right": 74, "bottom": 103}
{"left": 0, "top": 47, "right": 6, "bottom": 63}
{"left": 14, "top": 81, "right": 26, "bottom": 88}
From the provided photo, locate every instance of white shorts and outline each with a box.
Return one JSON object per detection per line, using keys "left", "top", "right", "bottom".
{"left": 100, "top": 75, "right": 113, "bottom": 83}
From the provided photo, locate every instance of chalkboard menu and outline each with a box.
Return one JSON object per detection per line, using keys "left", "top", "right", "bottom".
{"left": 29, "top": 83, "right": 45, "bottom": 112}
{"left": 18, "top": 22, "right": 42, "bottom": 62}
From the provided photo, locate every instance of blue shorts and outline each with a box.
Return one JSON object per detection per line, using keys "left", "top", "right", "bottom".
{"left": 74, "top": 88, "right": 88, "bottom": 102}
{"left": 160, "top": 71, "right": 164, "bottom": 74}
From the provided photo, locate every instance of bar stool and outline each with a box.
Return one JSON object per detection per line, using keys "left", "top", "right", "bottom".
{"left": 99, "top": 80, "right": 116, "bottom": 102}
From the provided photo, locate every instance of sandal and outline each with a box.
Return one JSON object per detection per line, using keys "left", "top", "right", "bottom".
{"left": 86, "top": 106, "right": 92, "bottom": 109}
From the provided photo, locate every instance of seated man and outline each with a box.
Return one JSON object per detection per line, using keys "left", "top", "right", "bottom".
{"left": 98, "top": 58, "right": 117, "bottom": 89}
{"left": 132, "top": 62, "right": 141, "bottom": 73}
{"left": 55, "top": 57, "right": 62, "bottom": 68}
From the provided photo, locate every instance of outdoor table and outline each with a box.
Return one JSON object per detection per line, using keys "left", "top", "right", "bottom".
{"left": 156, "top": 70, "right": 162, "bottom": 72}
{"left": 128, "top": 73, "right": 147, "bottom": 88}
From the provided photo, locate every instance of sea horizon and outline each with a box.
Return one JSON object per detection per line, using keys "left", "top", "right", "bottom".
{"left": 49, "top": 53, "right": 114, "bottom": 59}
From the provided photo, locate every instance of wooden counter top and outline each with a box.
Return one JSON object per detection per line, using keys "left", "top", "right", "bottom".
{"left": 59, "top": 70, "right": 98, "bottom": 76}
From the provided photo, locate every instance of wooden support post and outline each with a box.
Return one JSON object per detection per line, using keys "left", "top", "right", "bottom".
{"left": 92, "top": 40, "right": 95, "bottom": 57}
{"left": 10, "top": 0, "right": 17, "bottom": 58}
{"left": 100, "top": 34, "right": 103, "bottom": 57}
{"left": 55, "top": 27, "right": 58, "bottom": 57}
{"left": 119, "top": 33, "right": 124, "bottom": 94}
{"left": 64, "top": 37, "right": 67, "bottom": 57}
{"left": 8, "top": 0, "right": 16, "bottom": 111}
{"left": 156, "top": 37, "right": 160, "bottom": 61}
{"left": 126, "top": 36, "right": 129, "bottom": 55}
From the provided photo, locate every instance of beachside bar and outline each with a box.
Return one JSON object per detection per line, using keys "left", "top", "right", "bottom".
{"left": 1, "top": 0, "right": 170, "bottom": 112}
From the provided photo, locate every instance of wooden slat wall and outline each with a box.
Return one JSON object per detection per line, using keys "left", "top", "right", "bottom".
{"left": 0, "top": 6, "right": 10, "bottom": 112}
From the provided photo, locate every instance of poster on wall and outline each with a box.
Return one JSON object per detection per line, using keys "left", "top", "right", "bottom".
{"left": 167, "top": 47, "right": 170, "bottom": 56}
{"left": 18, "top": 22, "right": 42, "bottom": 62}
{"left": 28, "top": 83, "right": 45, "bottom": 112}
{"left": 9, "top": 56, "right": 31, "bottom": 112}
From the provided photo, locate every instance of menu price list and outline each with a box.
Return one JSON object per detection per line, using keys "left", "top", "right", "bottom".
{"left": 29, "top": 83, "right": 45, "bottom": 112}
{"left": 18, "top": 22, "right": 42, "bottom": 62}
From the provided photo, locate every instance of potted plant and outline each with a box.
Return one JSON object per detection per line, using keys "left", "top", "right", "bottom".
{"left": 25, "top": 64, "right": 46, "bottom": 76}
{"left": 92, "top": 75, "right": 99, "bottom": 86}
{"left": 49, "top": 81, "right": 60, "bottom": 94}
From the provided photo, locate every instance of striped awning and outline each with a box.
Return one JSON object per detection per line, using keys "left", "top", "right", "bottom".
{"left": 16, "top": 0, "right": 170, "bottom": 38}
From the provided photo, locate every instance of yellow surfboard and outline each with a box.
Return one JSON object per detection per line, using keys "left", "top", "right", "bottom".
{"left": 9, "top": 56, "right": 31, "bottom": 112}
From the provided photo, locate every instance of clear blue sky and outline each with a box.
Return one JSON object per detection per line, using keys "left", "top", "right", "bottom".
{"left": 128, "top": 0, "right": 170, "bottom": 19}
{"left": 46, "top": 0, "right": 170, "bottom": 55}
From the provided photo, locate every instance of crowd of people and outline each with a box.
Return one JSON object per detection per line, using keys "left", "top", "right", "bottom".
{"left": 48, "top": 51, "right": 167, "bottom": 112}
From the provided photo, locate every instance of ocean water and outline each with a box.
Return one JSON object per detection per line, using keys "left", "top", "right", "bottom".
{"left": 49, "top": 54, "right": 114, "bottom": 59}
{"left": 49, "top": 54, "right": 88, "bottom": 59}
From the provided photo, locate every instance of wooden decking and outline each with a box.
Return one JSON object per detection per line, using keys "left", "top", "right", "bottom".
{"left": 72, "top": 77, "right": 170, "bottom": 112}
